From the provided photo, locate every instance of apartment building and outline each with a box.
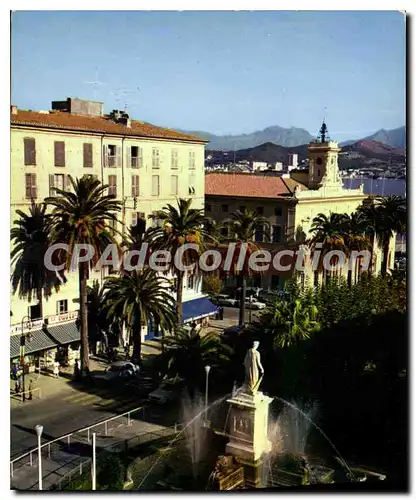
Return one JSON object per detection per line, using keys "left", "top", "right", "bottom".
{"left": 10, "top": 97, "right": 217, "bottom": 368}
{"left": 205, "top": 122, "right": 392, "bottom": 291}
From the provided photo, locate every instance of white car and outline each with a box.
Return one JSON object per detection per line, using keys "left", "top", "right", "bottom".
{"left": 95, "top": 361, "right": 140, "bottom": 382}
{"left": 245, "top": 297, "right": 266, "bottom": 310}
{"left": 217, "top": 294, "right": 238, "bottom": 307}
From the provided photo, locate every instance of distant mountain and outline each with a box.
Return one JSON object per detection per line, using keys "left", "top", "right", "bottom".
{"left": 206, "top": 139, "right": 405, "bottom": 169}
{"left": 186, "top": 126, "right": 315, "bottom": 150}
{"left": 363, "top": 126, "right": 406, "bottom": 149}
{"left": 186, "top": 125, "right": 406, "bottom": 151}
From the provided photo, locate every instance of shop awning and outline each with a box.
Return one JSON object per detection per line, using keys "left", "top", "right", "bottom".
{"left": 10, "top": 329, "right": 58, "bottom": 359}
{"left": 9, "top": 321, "right": 81, "bottom": 359}
{"left": 182, "top": 297, "right": 219, "bottom": 324}
{"left": 47, "top": 321, "right": 80, "bottom": 345}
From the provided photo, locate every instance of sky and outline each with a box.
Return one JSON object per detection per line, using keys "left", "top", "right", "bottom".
{"left": 11, "top": 10, "right": 406, "bottom": 141}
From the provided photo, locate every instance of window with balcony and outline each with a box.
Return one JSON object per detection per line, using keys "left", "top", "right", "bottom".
{"left": 171, "top": 175, "right": 179, "bottom": 195}
{"left": 83, "top": 143, "right": 93, "bottom": 168}
{"left": 54, "top": 141, "right": 66, "bottom": 167}
{"left": 57, "top": 299, "right": 68, "bottom": 314}
{"left": 108, "top": 175, "right": 117, "bottom": 197}
{"left": 152, "top": 148, "right": 160, "bottom": 168}
{"left": 171, "top": 149, "right": 179, "bottom": 169}
{"left": 29, "top": 304, "right": 41, "bottom": 320}
{"left": 274, "top": 206, "right": 282, "bottom": 217}
{"left": 221, "top": 204, "right": 229, "bottom": 213}
{"left": 130, "top": 146, "right": 142, "bottom": 168}
{"left": 152, "top": 175, "right": 160, "bottom": 196}
{"left": 132, "top": 175, "right": 140, "bottom": 197}
{"left": 49, "top": 173, "right": 65, "bottom": 196}
{"left": 272, "top": 225, "right": 282, "bottom": 243}
{"left": 24, "top": 137, "right": 36, "bottom": 166}
{"left": 25, "top": 173, "right": 37, "bottom": 199}
{"left": 189, "top": 150, "right": 196, "bottom": 169}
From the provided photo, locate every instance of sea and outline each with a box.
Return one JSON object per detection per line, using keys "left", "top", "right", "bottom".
{"left": 343, "top": 178, "right": 406, "bottom": 197}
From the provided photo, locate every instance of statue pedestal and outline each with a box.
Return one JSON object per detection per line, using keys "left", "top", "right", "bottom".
{"left": 225, "top": 390, "right": 273, "bottom": 487}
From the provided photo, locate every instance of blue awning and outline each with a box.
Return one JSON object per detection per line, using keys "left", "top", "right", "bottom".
{"left": 182, "top": 297, "right": 219, "bottom": 324}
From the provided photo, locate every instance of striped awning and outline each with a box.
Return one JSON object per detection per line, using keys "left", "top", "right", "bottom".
{"left": 9, "top": 321, "right": 81, "bottom": 358}
{"left": 10, "top": 328, "right": 58, "bottom": 359}
{"left": 47, "top": 321, "right": 80, "bottom": 345}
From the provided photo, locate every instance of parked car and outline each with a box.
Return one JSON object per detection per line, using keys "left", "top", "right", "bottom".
{"left": 95, "top": 361, "right": 140, "bottom": 382}
{"left": 148, "top": 379, "right": 184, "bottom": 404}
{"left": 245, "top": 297, "right": 266, "bottom": 310}
{"left": 216, "top": 294, "right": 238, "bottom": 307}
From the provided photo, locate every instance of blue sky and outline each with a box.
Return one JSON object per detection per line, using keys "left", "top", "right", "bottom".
{"left": 11, "top": 11, "right": 406, "bottom": 141}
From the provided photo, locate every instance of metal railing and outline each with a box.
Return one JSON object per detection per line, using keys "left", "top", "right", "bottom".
{"left": 10, "top": 387, "right": 42, "bottom": 403}
{"left": 10, "top": 405, "right": 144, "bottom": 480}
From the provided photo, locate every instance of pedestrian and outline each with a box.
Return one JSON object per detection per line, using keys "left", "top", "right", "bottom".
{"left": 53, "top": 361, "right": 60, "bottom": 378}
{"left": 28, "top": 379, "right": 33, "bottom": 400}
{"left": 74, "top": 359, "right": 80, "bottom": 380}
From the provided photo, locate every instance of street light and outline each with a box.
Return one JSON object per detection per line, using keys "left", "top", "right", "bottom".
{"left": 92, "top": 432, "right": 97, "bottom": 490}
{"left": 204, "top": 365, "right": 211, "bottom": 422}
{"left": 35, "top": 424, "right": 43, "bottom": 490}
{"left": 249, "top": 296, "right": 253, "bottom": 325}
{"left": 20, "top": 316, "right": 33, "bottom": 402}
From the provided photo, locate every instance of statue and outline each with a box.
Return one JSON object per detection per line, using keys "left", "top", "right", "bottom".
{"left": 243, "top": 341, "right": 264, "bottom": 395}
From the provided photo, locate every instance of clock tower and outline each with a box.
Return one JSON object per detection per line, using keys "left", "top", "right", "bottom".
{"left": 308, "top": 121, "right": 342, "bottom": 190}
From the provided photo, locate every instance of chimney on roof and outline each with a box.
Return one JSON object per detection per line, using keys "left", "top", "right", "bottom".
{"left": 109, "top": 109, "right": 131, "bottom": 127}
{"left": 11, "top": 105, "right": 18, "bottom": 115}
{"left": 51, "top": 97, "right": 104, "bottom": 117}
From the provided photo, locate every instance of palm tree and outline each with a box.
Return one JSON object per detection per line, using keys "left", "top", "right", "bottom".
{"left": 159, "top": 328, "right": 232, "bottom": 399}
{"left": 147, "top": 198, "right": 210, "bottom": 324}
{"left": 356, "top": 202, "right": 380, "bottom": 274}
{"left": 340, "top": 212, "right": 370, "bottom": 286}
{"left": 256, "top": 294, "right": 320, "bottom": 349}
{"left": 10, "top": 202, "right": 63, "bottom": 318}
{"left": 223, "top": 208, "right": 270, "bottom": 326}
{"left": 376, "top": 196, "right": 406, "bottom": 275}
{"left": 86, "top": 280, "right": 107, "bottom": 352}
{"left": 101, "top": 269, "right": 177, "bottom": 362}
{"left": 45, "top": 175, "right": 122, "bottom": 375}
{"left": 308, "top": 212, "right": 348, "bottom": 282}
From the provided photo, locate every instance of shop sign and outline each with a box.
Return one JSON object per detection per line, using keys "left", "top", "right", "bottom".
{"left": 10, "top": 319, "right": 43, "bottom": 335}
{"left": 47, "top": 311, "right": 78, "bottom": 325}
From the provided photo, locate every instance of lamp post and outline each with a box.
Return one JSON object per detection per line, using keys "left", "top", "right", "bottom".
{"left": 20, "top": 316, "right": 33, "bottom": 402}
{"left": 35, "top": 424, "right": 43, "bottom": 490}
{"left": 92, "top": 432, "right": 97, "bottom": 490}
{"left": 204, "top": 365, "right": 211, "bottom": 422}
{"left": 249, "top": 296, "right": 253, "bottom": 325}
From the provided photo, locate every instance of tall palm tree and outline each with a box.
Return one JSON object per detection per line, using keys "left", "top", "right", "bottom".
{"left": 159, "top": 328, "right": 232, "bottom": 399}
{"left": 308, "top": 212, "right": 348, "bottom": 282}
{"left": 375, "top": 196, "right": 406, "bottom": 275}
{"left": 356, "top": 202, "right": 380, "bottom": 274}
{"left": 45, "top": 175, "right": 122, "bottom": 375}
{"left": 101, "top": 269, "right": 177, "bottom": 361}
{"left": 10, "top": 202, "right": 63, "bottom": 318}
{"left": 340, "top": 212, "right": 370, "bottom": 286}
{"left": 147, "top": 198, "right": 210, "bottom": 324}
{"left": 223, "top": 208, "right": 270, "bottom": 326}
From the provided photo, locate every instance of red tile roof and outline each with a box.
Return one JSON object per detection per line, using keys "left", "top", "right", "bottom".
{"left": 205, "top": 172, "right": 308, "bottom": 198}
{"left": 11, "top": 109, "right": 207, "bottom": 143}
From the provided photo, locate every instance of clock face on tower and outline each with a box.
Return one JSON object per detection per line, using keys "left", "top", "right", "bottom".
{"left": 316, "top": 157, "right": 323, "bottom": 165}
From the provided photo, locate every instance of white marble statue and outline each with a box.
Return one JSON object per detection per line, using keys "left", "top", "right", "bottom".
{"left": 243, "top": 341, "right": 264, "bottom": 395}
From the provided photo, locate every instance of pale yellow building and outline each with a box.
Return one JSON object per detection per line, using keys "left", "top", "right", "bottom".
{"left": 205, "top": 122, "right": 394, "bottom": 291}
{"left": 10, "top": 97, "right": 216, "bottom": 368}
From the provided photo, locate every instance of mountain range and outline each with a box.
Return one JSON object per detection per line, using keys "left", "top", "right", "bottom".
{"left": 186, "top": 125, "right": 406, "bottom": 150}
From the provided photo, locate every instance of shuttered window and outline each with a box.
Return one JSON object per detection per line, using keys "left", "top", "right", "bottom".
{"left": 25, "top": 173, "right": 37, "bottom": 199}
{"left": 108, "top": 175, "right": 117, "bottom": 197}
{"left": 24, "top": 138, "right": 36, "bottom": 166}
{"left": 49, "top": 174, "right": 72, "bottom": 195}
{"left": 130, "top": 146, "right": 142, "bottom": 168}
{"left": 152, "top": 175, "right": 160, "bottom": 196}
{"left": 83, "top": 143, "right": 93, "bottom": 168}
{"left": 171, "top": 149, "right": 178, "bottom": 169}
{"left": 132, "top": 175, "right": 140, "bottom": 197}
{"left": 54, "top": 141, "right": 66, "bottom": 167}
{"left": 152, "top": 148, "right": 160, "bottom": 168}
{"left": 105, "top": 144, "right": 120, "bottom": 167}
{"left": 171, "top": 175, "right": 178, "bottom": 195}
{"left": 189, "top": 150, "right": 195, "bottom": 169}
{"left": 188, "top": 173, "right": 196, "bottom": 195}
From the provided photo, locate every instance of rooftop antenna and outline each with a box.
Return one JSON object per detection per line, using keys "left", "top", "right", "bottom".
{"left": 84, "top": 66, "right": 106, "bottom": 101}
{"left": 110, "top": 86, "right": 140, "bottom": 113}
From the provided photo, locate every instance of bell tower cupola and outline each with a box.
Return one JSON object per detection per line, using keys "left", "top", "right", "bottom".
{"left": 308, "top": 121, "right": 342, "bottom": 190}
